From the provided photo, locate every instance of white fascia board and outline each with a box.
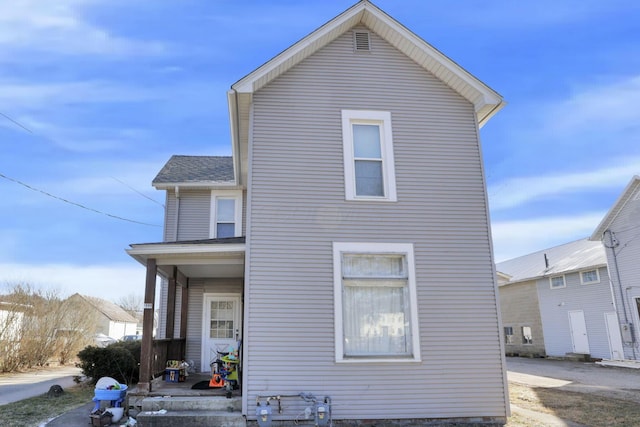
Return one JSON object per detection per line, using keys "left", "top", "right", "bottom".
{"left": 232, "top": 4, "right": 365, "bottom": 93}
{"left": 127, "top": 243, "right": 245, "bottom": 257}
{"left": 367, "top": 7, "right": 503, "bottom": 108}
{"left": 590, "top": 175, "right": 640, "bottom": 240}
{"left": 153, "top": 182, "right": 242, "bottom": 190}
{"left": 231, "top": 1, "right": 504, "bottom": 126}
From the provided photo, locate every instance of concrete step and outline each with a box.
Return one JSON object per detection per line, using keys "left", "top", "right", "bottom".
{"left": 136, "top": 409, "right": 246, "bottom": 427}
{"left": 141, "top": 396, "right": 242, "bottom": 412}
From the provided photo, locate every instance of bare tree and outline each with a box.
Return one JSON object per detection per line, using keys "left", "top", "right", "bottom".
{"left": 116, "top": 293, "right": 144, "bottom": 318}
{"left": 0, "top": 282, "right": 99, "bottom": 371}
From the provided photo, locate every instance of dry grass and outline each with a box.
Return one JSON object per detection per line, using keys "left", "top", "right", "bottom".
{"left": 0, "top": 382, "right": 94, "bottom": 427}
{"left": 507, "top": 382, "right": 640, "bottom": 427}
{"left": 1, "top": 379, "right": 639, "bottom": 426}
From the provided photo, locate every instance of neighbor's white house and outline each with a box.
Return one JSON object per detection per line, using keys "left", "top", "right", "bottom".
{"left": 591, "top": 175, "right": 640, "bottom": 361}
{"left": 497, "top": 238, "right": 624, "bottom": 361}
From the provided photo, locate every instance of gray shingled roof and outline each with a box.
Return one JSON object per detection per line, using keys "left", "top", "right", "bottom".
{"left": 496, "top": 238, "right": 607, "bottom": 285}
{"left": 153, "top": 155, "right": 234, "bottom": 184}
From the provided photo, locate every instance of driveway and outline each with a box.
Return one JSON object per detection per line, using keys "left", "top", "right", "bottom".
{"left": 0, "top": 365, "right": 82, "bottom": 406}
{"left": 506, "top": 357, "right": 640, "bottom": 403}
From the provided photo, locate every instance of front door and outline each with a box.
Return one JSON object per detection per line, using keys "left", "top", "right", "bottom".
{"left": 201, "top": 294, "right": 242, "bottom": 372}
{"left": 568, "top": 310, "right": 590, "bottom": 354}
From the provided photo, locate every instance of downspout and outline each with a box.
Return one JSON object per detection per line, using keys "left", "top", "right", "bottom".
{"left": 174, "top": 186, "right": 180, "bottom": 242}
{"left": 604, "top": 229, "right": 637, "bottom": 358}
{"left": 228, "top": 89, "right": 242, "bottom": 186}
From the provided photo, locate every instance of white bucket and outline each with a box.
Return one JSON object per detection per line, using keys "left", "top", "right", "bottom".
{"left": 107, "top": 407, "right": 124, "bottom": 422}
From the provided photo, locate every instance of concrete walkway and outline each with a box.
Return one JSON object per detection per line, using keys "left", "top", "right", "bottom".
{"left": 0, "top": 365, "right": 82, "bottom": 406}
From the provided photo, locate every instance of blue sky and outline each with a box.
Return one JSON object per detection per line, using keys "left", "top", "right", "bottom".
{"left": 1, "top": 0, "right": 639, "bottom": 300}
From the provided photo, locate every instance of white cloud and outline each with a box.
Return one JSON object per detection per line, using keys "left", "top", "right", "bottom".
{"left": 0, "top": 262, "right": 148, "bottom": 302}
{"left": 0, "top": 0, "right": 165, "bottom": 58}
{"left": 489, "top": 159, "right": 640, "bottom": 210}
{"left": 549, "top": 75, "right": 640, "bottom": 134}
{"left": 491, "top": 212, "right": 605, "bottom": 262}
{"left": 0, "top": 80, "right": 160, "bottom": 111}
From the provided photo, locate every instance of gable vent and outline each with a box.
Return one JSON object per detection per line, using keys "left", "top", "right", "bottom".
{"left": 353, "top": 30, "right": 371, "bottom": 52}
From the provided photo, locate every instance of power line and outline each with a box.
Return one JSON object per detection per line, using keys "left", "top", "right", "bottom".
{"left": 0, "top": 172, "right": 161, "bottom": 227}
{"left": 0, "top": 112, "right": 33, "bottom": 133}
{"left": 111, "top": 176, "right": 165, "bottom": 208}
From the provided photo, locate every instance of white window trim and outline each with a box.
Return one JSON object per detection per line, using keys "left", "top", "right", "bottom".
{"left": 332, "top": 242, "right": 420, "bottom": 363}
{"left": 341, "top": 110, "right": 397, "bottom": 202}
{"left": 580, "top": 269, "right": 600, "bottom": 285}
{"left": 549, "top": 275, "right": 566, "bottom": 289}
{"left": 209, "top": 190, "right": 243, "bottom": 238}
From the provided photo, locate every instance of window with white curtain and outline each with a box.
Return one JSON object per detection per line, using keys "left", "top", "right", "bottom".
{"left": 333, "top": 242, "right": 420, "bottom": 362}
{"left": 341, "top": 110, "right": 397, "bottom": 202}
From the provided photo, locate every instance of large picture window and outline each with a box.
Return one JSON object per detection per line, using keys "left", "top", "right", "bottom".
{"left": 333, "top": 242, "right": 420, "bottom": 362}
{"left": 341, "top": 110, "right": 397, "bottom": 202}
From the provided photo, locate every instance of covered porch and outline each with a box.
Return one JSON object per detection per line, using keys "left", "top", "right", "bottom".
{"left": 127, "top": 237, "right": 245, "bottom": 393}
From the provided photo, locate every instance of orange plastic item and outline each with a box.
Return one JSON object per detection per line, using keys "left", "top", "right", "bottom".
{"left": 209, "top": 374, "right": 224, "bottom": 388}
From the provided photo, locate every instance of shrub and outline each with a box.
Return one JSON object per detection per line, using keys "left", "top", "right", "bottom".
{"left": 77, "top": 343, "right": 138, "bottom": 385}
{"left": 110, "top": 340, "right": 141, "bottom": 382}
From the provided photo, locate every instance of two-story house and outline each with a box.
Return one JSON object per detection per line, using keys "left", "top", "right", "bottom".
{"left": 128, "top": 1, "right": 508, "bottom": 425}
{"left": 591, "top": 175, "right": 640, "bottom": 361}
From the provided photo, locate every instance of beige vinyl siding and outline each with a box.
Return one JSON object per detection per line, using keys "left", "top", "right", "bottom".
{"left": 163, "top": 189, "right": 210, "bottom": 241}
{"left": 245, "top": 27, "right": 506, "bottom": 420}
{"left": 162, "top": 192, "right": 174, "bottom": 242}
{"left": 537, "top": 267, "right": 614, "bottom": 359}
{"left": 185, "top": 278, "right": 243, "bottom": 370}
{"left": 604, "top": 195, "right": 640, "bottom": 359}
{"left": 163, "top": 189, "right": 247, "bottom": 241}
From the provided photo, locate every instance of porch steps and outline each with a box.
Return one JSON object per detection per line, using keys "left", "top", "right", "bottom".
{"left": 136, "top": 396, "right": 245, "bottom": 427}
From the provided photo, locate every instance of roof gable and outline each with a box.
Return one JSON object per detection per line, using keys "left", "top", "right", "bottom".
{"left": 590, "top": 175, "right": 640, "bottom": 241}
{"left": 231, "top": 0, "right": 504, "bottom": 127}
{"left": 496, "top": 238, "right": 606, "bottom": 285}
{"left": 69, "top": 293, "right": 138, "bottom": 323}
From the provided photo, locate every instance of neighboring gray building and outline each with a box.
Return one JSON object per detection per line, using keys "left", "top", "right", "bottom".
{"left": 497, "top": 239, "right": 624, "bottom": 361}
{"left": 496, "top": 272, "right": 546, "bottom": 358}
{"left": 591, "top": 175, "right": 640, "bottom": 361}
{"left": 128, "top": 1, "right": 509, "bottom": 425}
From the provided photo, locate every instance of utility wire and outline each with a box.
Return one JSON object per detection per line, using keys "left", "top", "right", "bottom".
{"left": 0, "top": 112, "right": 33, "bottom": 133}
{"left": 0, "top": 172, "right": 161, "bottom": 227}
{"left": 111, "top": 176, "right": 165, "bottom": 208}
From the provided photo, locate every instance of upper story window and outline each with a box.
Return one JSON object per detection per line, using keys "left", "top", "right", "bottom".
{"left": 333, "top": 242, "right": 420, "bottom": 363}
{"left": 549, "top": 275, "right": 566, "bottom": 289}
{"left": 210, "top": 191, "right": 242, "bottom": 238}
{"left": 341, "top": 110, "right": 397, "bottom": 202}
{"left": 580, "top": 269, "right": 600, "bottom": 285}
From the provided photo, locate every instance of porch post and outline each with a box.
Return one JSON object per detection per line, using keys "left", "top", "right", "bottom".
{"left": 166, "top": 267, "right": 177, "bottom": 339}
{"left": 178, "top": 271, "right": 189, "bottom": 340}
{"left": 138, "top": 258, "right": 157, "bottom": 393}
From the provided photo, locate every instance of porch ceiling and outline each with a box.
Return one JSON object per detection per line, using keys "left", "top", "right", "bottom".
{"left": 127, "top": 239, "right": 245, "bottom": 279}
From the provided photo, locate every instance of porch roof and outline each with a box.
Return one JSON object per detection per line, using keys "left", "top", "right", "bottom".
{"left": 127, "top": 237, "right": 245, "bottom": 279}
